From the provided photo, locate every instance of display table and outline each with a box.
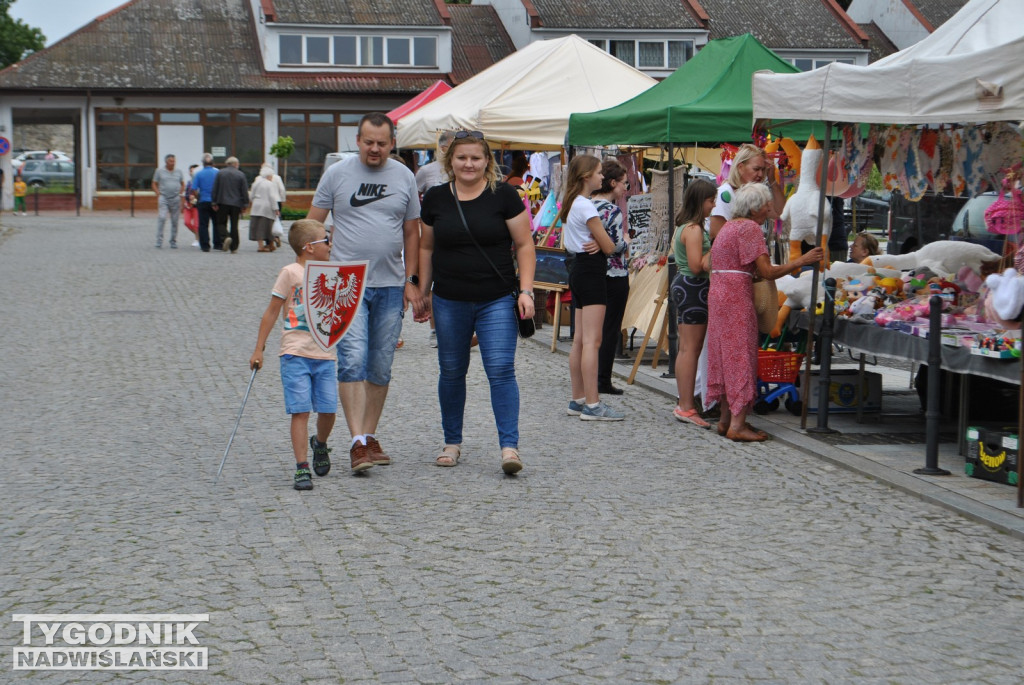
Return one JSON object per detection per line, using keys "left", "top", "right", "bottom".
{"left": 796, "top": 313, "right": 1021, "bottom": 456}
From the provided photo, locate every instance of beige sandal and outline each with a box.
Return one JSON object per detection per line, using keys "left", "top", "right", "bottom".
{"left": 436, "top": 445, "right": 461, "bottom": 467}
{"left": 500, "top": 447, "right": 523, "bottom": 475}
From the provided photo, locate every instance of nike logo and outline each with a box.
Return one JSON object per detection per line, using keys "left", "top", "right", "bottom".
{"left": 349, "top": 182, "right": 393, "bottom": 207}
{"left": 350, "top": 193, "right": 394, "bottom": 207}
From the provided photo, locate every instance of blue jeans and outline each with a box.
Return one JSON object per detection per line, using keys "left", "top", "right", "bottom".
{"left": 337, "top": 286, "right": 405, "bottom": 385}
{"left": 432, "top": 293, "right": 520, "bottom": 448}
{"left": 280, "top": 355, "right": 338, "bottom": 414}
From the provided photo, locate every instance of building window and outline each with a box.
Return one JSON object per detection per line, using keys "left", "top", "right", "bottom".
{"left": 96, "top": 109, "right": 264, "bottom": 189}
{"left": 601, "top": 39, "right": 692, "bottom": 70}
{"left": 278, "top": 111, "right": 361, "bottom": 190}
{"left": 279, "top": 33, "right": 437, "bottom": 68}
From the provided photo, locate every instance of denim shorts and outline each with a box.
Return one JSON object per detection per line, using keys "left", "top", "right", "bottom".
{"left": 280, "top": 355, "right": 338, "bottom": 414}
{"left": 337, "top": 286, "right": 405, "bottom": 385}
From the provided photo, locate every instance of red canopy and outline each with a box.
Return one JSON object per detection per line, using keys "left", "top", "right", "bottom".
{"left": 387, "top": 80, "right": 452, "bottom": 124}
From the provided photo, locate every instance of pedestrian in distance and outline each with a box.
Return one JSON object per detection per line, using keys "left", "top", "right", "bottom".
{"left": 193, "top": 153, "right": 219, "bottom": 251}
{"left": 152, "top": 154, "right": 185, "bottom": 249}
{"left": 212, "top": 156, "right": 249, "bottom": 253}
{"left": 249, "top": 219, "right": 341, "bottom": 488}
{"left": 416, "top": 130, "right": 535, "bottom": 474}
{"left": 249, "top": 166, "right": 281, "bottom": 252}
{"left": 13, "top": 173, "right": 27, "bottom": 216}
{"left": 560, "top": 155, "right": 624, "bottom": 421}
{"left": 306, "top": 112, "right": 422, "bottom": 472}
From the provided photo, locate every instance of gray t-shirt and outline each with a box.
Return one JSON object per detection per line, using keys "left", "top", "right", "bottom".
{"left": 313, "top": 156, "right": 420, "bottom": 288}
{"left": 153, "top": 167, "right": 184, "bottom": 199}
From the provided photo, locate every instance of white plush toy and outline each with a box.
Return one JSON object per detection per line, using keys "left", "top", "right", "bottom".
{"left": 865, "top": 240, "right": 1000, "bottom": 276}
{"left": 825, "top": 261, "right": 872, "bottom": 280}
{"left": 780, "top": 135, "right": 831, "bottom": 266}
{"left": 770, "top": 269, "right": 824, "bottom": 338}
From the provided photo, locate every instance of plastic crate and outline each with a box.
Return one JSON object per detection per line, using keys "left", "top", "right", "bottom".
{"left": 757, "top": 351, "right": 803, "bottom": 384}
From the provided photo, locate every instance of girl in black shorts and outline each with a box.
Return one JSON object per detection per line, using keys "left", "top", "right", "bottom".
{"left": 671, "top": 179, "right": 717, "bottom": 427}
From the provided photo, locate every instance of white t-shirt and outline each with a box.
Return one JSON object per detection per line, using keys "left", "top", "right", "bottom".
{"left": 711, "top": 181, "right": 735, "bottom": 223}
{"left": 563, "top": 195, "right": 599, "bottom": 253}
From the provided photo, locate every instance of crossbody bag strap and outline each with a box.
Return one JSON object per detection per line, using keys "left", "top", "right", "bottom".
{"left": 450, "top": 183, "right": 516, "bottom": 292}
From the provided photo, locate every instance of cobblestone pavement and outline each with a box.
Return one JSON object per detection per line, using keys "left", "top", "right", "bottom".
{"left": 2, "top": 214, "right": 1024, "bottom": 683}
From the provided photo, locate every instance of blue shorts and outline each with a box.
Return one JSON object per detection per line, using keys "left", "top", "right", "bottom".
{"left": 280, "top": 355, "right": 338, "bottom": 414}
{"left": 337, "top": 286, "right": 405, "bottom": 385}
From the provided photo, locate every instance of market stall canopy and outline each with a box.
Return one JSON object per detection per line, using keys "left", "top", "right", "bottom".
{"left": 568, "top": 34, "right": 821, "bottom": 146}
{"left": 386, "top": 80, "right": 452, "bottom": 124}
{"left": 396, "top": 35, "right": 657, "bottom": 150}
{"left": 751, "top": 0, "right": 1024, "bottom": 126}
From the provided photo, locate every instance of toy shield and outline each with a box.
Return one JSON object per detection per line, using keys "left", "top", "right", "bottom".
{"left": 303, "top": 260, "right": 368, "bottom": 352}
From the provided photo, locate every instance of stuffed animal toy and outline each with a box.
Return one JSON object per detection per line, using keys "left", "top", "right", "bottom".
{"left": 864, "top": 241, "right": 1000, "bottom": 277}
{"left": 769, "top": 269, "right": 823, "bottom": 337}
{"left": 780, "top": 136, "right": 831, "bottom": 269}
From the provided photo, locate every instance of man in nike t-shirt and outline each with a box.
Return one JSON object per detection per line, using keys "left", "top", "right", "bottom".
{"left": 308, "top": 112, "right": 422, "bottom": 473}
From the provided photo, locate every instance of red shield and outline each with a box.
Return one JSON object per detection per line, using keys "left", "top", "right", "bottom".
{"left": 303, "top": 260, "right": 368, "bottom": 352}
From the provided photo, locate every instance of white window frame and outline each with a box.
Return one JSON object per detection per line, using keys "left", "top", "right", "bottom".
{"left": 278, "top": 33, "right": 438, "bottom": 68}
{"left": 587, "top": 38, "right": 693, "bottom": 70}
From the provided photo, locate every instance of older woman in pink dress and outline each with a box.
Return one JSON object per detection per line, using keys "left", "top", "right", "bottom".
{"left": 705, "top": 183, "right": 823, "bottom": 442}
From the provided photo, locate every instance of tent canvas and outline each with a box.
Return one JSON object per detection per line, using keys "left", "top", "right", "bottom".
{"left": 395, "top": 35, "right": 656, "bottom": 150}
{"left": 387, "top": 80, "right": 452, "bottom": 124}
{"left": 568, "top": 34, "right": 818, "bottom": 146}
{"left": 751, "top": 0, "right": 1024, "bottom": 125}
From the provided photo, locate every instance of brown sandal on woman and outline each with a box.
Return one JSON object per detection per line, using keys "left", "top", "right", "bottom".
{"left": 725, "top": 426, "right": 768, "bottom": 442}
{"left": 436, "top": 445, "right": 460, "bottom": 467}
{"left": 500, "top": 447, "right": 523, "bottom": 475}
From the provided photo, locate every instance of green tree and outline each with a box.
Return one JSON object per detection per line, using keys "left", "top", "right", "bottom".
{"left": 0, "top": 0, "right": 45, "bottom": 69}
{"left": 268, "top": 135, "right": 295, "bottom": 188}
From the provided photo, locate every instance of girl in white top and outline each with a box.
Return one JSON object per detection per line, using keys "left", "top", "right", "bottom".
{"left": 558, "top": 155, "right": 623, "bottom": 421}
{"left": 709, "top": 143, "right": 785, "bottom": 240}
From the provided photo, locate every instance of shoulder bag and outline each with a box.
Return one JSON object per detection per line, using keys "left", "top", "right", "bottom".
{"left": 450, "top": 183, "right": 535, "bottom": 339}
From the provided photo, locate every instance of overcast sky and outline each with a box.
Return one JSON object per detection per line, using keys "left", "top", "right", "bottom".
{"left": 11, "top": 0, "right": 128, "bottom": 47}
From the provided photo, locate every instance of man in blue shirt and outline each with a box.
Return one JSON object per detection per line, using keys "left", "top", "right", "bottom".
{"left": 192, "top": 153, "right": 220, "bottom": 251}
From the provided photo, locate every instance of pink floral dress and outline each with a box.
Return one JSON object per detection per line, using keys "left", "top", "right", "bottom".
{"left": 705, "top": 219, "right": 768, "bottom": 416}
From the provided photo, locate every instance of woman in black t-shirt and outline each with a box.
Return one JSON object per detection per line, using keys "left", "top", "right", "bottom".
{"left": 417, "top": 131, "right": 536, "bottom": 474}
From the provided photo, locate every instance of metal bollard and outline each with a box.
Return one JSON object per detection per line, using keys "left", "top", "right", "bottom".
{"left": 33, "top": 186, "right": 39, "bottom": 216}
{"left": 808, "top": 278, "right": 839, "bottom": 434}
{"left": 130, "top": 187, "right": 135, "bottom": 217}
{"left": 915, "top": 295, "right": 951, "bottom": 475}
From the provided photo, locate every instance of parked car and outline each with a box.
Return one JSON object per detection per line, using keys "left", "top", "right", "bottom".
{"left": 847, "top": 190, "right": 890, "bottom": 234}
{"left": 12, "top": 150, "right": 71, "bottom": 170}
{"left": 886, "top": 190, "right": 970, "bottom": 254}
{"left": 20, "top": 159, "right": 75, "bottom": 187}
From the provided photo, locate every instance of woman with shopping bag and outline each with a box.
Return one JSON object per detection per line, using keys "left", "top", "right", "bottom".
{"left": 249, "top": 166, "right": 281, "bottom": 252}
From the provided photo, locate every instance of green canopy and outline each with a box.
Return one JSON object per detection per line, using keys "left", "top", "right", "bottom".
{"left": 568, "top": 34, "right": 827, "bottom": 146}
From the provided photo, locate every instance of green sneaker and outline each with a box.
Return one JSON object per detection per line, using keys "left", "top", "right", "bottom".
{"left": 294, "top": 465, "right": 313, "bottom": 491}
{"left": 310, "top": 437, "right": 331, "bottom": 476}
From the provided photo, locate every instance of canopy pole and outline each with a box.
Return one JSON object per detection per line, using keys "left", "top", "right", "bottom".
{"left": 666, "top": 143, "right": 678, "bottom": 378}
{"left": 800, "top": 120, "right": 832, "bottom": 430}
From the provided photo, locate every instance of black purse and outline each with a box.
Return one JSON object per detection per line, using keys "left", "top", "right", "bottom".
{"left": 451, "top": 184, "right": 536, "bottom": 339}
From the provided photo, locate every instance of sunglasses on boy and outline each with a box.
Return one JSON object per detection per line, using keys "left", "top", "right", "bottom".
{"left": 307, "top": 236, "right": 331, "bottom": 247}
{"left": 454, "top": 130, "right": 484, "bottom": 140}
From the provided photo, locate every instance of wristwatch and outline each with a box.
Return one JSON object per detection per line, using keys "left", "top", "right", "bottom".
{"left": 406, "top": 274, "right": 419, "bottom": 286}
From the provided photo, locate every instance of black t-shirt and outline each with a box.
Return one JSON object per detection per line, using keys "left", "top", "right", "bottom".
{"left": 421, "top": 182, "right": 526, "bottom": 302}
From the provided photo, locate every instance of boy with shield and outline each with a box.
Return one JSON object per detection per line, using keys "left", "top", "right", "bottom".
{"left": 249, "top": 219, "right": 348, "bottom": 490}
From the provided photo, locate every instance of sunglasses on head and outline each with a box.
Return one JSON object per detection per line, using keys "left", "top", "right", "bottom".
{"left": 454, "top": 130, "right": 484, "bottom": 140}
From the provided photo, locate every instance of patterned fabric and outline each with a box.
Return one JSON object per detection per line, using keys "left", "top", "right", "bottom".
{"left": 705, "top": 219, "right": 767, "bottom": 416}
{"left": 593, "top": 198, "right": 628, "bottom": 277}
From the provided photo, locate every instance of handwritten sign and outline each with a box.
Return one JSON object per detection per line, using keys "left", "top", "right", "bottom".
{"left": 626, "top": 194, "right": 652, "bottom": 256}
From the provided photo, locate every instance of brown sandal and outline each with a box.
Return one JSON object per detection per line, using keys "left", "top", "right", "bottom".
{"left": 436, "top": 445, "right": 460, "bottom": 467}
{"left": 500, "top": 447, "right": 523, "bottom": 475}
{"left": 725, "top": 427, "right": 768, "bottom": 442}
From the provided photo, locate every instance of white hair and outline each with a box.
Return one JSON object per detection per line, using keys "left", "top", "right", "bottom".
{"left": 732, "top": 182, "right": 773, "bottom": 219}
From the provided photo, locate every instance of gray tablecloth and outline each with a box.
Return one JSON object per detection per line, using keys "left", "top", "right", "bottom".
{"left": 797, "top": 314, "right": 1022, "bottom": 385}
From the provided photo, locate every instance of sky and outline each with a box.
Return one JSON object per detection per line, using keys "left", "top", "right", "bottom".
{"left": 10, "top": 0, "right": 129, "bottom": 47}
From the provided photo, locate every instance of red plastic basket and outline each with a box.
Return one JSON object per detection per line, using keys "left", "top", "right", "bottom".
{"left": 757, "top": 350, "right": 804, "bottom": 384}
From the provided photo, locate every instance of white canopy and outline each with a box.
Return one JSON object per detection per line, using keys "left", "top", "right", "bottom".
{"left": 751, "top": 0, "right": 1024, "bottom": 125}
{"left": 396, "top": 35, "right": 657, "bottom": 150}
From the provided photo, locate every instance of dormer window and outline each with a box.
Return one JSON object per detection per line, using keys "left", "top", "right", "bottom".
{"left": 588, "top": 39, "right": 694, "bottom": 70}
{"left": 279, "top": 34, "right": 438, "bottom": 67}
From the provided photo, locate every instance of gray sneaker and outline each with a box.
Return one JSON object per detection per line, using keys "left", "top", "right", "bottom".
{"left": 222, "top": 237, "right": 232, "bottom": 252}
{"left": 580, "top": 401, "right": 625, "bottom": 421}
{"left": 567, "top": 399, "right": 585, "bottom": 416}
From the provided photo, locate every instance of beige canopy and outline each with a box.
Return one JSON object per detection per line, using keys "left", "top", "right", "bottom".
{"left": 396, "top": 35, "right": 657, "bottom": 150}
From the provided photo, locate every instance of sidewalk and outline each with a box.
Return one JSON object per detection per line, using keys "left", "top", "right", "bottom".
{"left": 532, "top": 323, "right": 1024, "bottom": 540}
